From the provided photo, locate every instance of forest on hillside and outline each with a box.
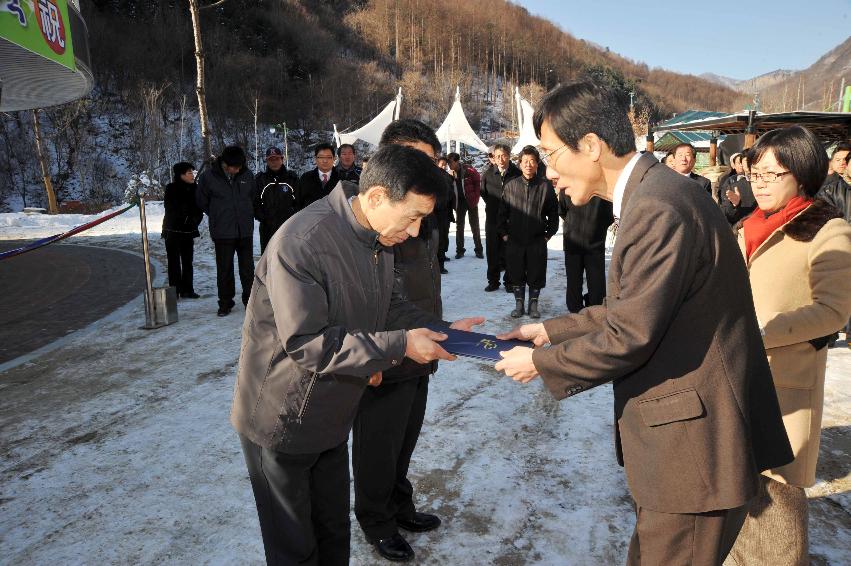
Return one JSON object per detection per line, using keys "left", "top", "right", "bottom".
{"left": 0, "top": 0, "right": 746, "bottom": 211}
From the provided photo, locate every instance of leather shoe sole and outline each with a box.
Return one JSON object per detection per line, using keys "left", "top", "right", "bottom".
{"left": 397, "top": 512, "right": 441, "bottom": 533}
{"left": 371, "top": 533, "right": 414, "bottom": 562}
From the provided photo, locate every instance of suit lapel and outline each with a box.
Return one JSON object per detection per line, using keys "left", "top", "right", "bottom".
{"left": 620, "top": 153, "right": 658, "bottom": 218}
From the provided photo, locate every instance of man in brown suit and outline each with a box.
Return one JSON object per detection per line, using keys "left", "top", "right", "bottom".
{"left": 495, "top": 82, "right": 793, "bottom": 565}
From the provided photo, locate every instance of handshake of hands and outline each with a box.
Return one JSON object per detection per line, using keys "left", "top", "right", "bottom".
{"left": 401, "top": 319, "right": 551, "bottom": 384}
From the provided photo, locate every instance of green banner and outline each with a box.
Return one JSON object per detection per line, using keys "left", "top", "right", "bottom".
{"left": 1, "top": 0, "right": 76, "bottom": 71}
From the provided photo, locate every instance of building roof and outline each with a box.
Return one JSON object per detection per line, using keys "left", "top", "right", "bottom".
{"left": 654, "top": 111, "right": 851, "bottom": 142}
{"left": 653, "top": 110, "right": 729, "bottom": 151}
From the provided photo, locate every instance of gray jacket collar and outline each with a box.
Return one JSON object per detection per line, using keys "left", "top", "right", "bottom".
{"left": 327, "top": 181, "right": 383, "bottom": 251}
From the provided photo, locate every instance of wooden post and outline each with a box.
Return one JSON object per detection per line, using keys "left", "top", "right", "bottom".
{"left": 744, "top": 111, "right": 757, "bottom": 149}
{"left": 32, "top": 109, "right": 58, "bottom": 214}
{"left": 645, "top": 126, "right": 654, "bottom": 153}
{"left": 709, "top": 133, "right": 718, "bottom": 166}
{"left": 189, "top": 0, "right": 213, "bottom": 163}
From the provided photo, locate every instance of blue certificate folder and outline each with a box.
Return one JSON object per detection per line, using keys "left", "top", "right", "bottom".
{"left": 427, "top": 325, "right": 529, "bottom": 362}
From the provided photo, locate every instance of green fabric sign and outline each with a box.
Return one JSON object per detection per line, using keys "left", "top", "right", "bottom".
{"left": 1, "top": 0, "right": 76, "bottom": 71}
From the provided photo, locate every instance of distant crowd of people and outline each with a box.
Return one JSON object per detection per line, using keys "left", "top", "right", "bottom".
{"left": 157, "top": 101, "right": 851, "bottom": 565}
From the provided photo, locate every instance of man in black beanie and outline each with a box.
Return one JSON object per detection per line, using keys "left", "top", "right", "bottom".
{"left": 197, "top": 145, "right": 256, "bottom": 316}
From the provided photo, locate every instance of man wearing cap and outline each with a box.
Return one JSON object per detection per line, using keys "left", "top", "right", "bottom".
{"left": 254, "top": 146, "right": 299, "bottom": 253}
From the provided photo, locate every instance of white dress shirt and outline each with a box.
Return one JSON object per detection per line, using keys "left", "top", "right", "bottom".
{"left": 612, "top": 152, "right": 643, "bottom": 221}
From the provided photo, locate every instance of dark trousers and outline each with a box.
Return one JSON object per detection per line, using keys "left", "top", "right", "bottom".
{"left": 164, "top": 235, "right": 195, "bottom": 294}
{"left": 213, "top": 237, "right": 254, "bottom": 309}
{"left": 626, "top": 502, "right": 748, "bottom": 566}
{"left": 564, "top": 250, "right": 606, "bottom": 313}
{"left": 239, "top": 435, "right": 350, "bottom": 566}
{"left": 505, "top": 239, "right": 548, "bottom": 289}
{"left": 484, "top": 221, "right": 507, "bottom": 285}
{"left": 455, "top": 200, "right": 482, "bottom": 255}
{"left": 259, "top": 224, "right": 274, "bottom": 254}
{"left": 438, "top": 211, "right": 451, "bottom": 262}
{"left": 352, "top": 375, "right": 429, "bottom": 541}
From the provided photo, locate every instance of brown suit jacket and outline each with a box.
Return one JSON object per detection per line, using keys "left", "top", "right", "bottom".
{"left": 532, "top": 153, "right": 793, "bottom": 514}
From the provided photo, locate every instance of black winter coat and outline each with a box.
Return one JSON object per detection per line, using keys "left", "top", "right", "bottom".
{"left": 818, "top": 173, "right": 851, "bottom": 222}
{"left": 383, "top": 216, "right": 443, "bottom": 382}
{"left": 162, "top": 180, "right": 203, "bottom": 238}
{"left": 498, "top": 175, "right": 559, "bottom": 245}
{"left": 297, "top": 167, "right": 340, "bottom": 209}
{"left": 688, "top": 172, "right": 713, "bottom": 196}
{"left": 254, "top": 166, "right": 299, "bottom": 236}
{"left": 720, "top": 177, "right": 756, "bottom": 226}
{"left": 481, "top": 162, "right": 521, "bottom": 223}
{"left": 558, "top": 192, "right": 614, "bottom": 253}
{"left": 196, "top": 160, "right": 256, "bottom": 240}
{"left": 336, "top": 164, "right": 362, "bottom": 184}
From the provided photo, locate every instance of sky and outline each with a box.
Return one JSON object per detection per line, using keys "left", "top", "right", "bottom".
{"left": 517, "top": 1, "right": 850, "bottom": 81}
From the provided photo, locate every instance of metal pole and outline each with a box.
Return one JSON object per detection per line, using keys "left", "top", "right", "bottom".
{"left": 139, "top": 196, "right": 156, "bottom": 327}
{"left": 283, "top": 122, "right": 289, "bottom": 168}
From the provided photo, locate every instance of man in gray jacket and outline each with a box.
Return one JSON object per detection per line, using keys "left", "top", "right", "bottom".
{"left": 231, "top": 144, "right": 479, "bottom": 566}
{"left": 196, "top": 145, "right": 256, "bottom": 316}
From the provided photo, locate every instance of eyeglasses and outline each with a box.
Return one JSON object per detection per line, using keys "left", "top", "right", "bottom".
{"left": 745, "top": 171, "right": 793, "bottom": 184}
{"left": 540, "top": 144, "right": 567, "bottom": 166}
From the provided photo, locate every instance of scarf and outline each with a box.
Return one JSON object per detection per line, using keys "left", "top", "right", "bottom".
{"left": 743, "top": 195, "right": 812, "bottom": 260}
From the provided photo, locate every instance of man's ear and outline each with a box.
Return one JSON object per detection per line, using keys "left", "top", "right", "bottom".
{"left": 583, "top": 133, "right": 603, "bottom": 162}
{"left": 363, "top": 185, "right": 387, "bottom": 209}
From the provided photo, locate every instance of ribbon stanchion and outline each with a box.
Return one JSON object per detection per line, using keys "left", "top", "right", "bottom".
{"left": 0, "top": 203, "right": 137, "bottom": 261}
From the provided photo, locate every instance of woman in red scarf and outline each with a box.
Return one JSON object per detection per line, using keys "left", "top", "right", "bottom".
{"left": 729, "top": 126, "right": 851, "bottom": 565}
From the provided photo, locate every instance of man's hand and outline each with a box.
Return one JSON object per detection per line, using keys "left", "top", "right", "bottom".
{"left": 495, "top": 347, "right": 539, "bottom": 383}
{"left": 497, "top": 323, "right": 550, "bottom": 347}
{"left": 449, "top": 316, "right": 486, "bottom": 332}
{"left": 367, "top": 371, "right": 382, "bottom": 387}
{"left": 726, "top": 186, "right": 741, "bottom": 207}
{"left": 405, "top": 328, "right": 456, "bottom": 363}
{"left": 502, "top": 235, "right": 508, "bottom": 242}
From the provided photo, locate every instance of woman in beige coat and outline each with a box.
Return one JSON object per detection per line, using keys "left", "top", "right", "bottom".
{"left": 727, "top": 126, "right": 851, "bottom": 566}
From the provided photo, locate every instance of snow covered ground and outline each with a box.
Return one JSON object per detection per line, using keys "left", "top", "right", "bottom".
{"left": 0, "top": 202, "right": 848, "bottom": 565}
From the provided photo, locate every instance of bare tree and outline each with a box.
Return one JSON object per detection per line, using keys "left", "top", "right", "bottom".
{"left": 189, "top": 0, "right": 213, "bottom": 163}
{"left": 32, "top": 110, "right": 59, "bottom": 214}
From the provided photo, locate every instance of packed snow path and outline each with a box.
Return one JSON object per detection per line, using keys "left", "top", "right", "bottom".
{"left": 0, "top": 205, "right": 848, "bottom": 565}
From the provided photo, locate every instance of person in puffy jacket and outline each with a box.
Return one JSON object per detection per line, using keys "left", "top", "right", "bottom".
{"left": 196, "top": 145, "right": 255, "bottom": 316}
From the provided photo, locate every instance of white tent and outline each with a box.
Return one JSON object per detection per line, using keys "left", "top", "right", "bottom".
{"left": 511, "top": 87, "right": 540, "bottom": 155}
{"left": 333, "top": 88, "right": 402, "bottom": 147}
{"left": 435, "top": 87, "right": 489, "bottom": 154}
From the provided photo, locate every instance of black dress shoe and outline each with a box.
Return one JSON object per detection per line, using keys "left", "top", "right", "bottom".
{"left": 397, "top": 512, "right": 441, "bottom": 533}
{"left": 440, "top": 267, "right": 449, "bottom": 274}
{"left": 455, "top": 252, "right": 464, "bottom": 259}
{"left": 484, "top": 282, "right": 500, "bottom": 292}
{"left": 372, "top": 533, "right": 414, "bottom": 562}
{"left": 181, "top": 292, "right": 201, "bottom": 299}
{"left": 475, "top": 251, "right": 484, "bottom": 259}
{"left": 216, "top": 306, "right": 231, "bottom": 317}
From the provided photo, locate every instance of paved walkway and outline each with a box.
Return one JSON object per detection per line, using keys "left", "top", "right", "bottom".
{"left": 0, "top": 241, "right": 146, "bottom": 365}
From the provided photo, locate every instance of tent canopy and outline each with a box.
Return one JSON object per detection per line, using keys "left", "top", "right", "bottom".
{"left": 511, "top": 88, "right": 540, "bottom": 155}
{"left": 436, "top": 87, "right": 489, "bottom": 153}
{"left": 334, "top": 88, "right": 402, "bottom": 147}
